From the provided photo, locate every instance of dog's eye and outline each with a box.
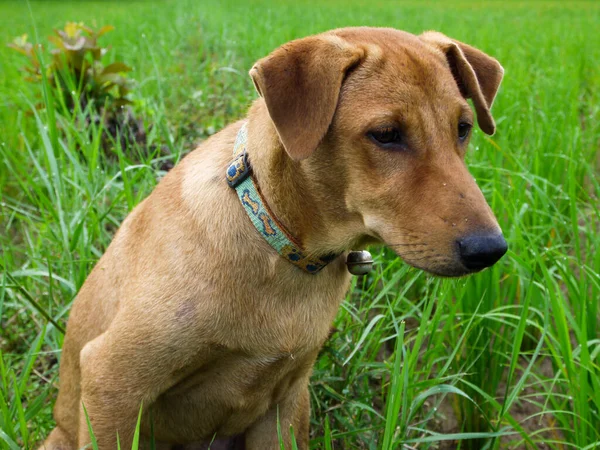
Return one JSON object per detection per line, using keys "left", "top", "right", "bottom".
{"left": 368, "top": 127, "right": 403, "bottom": 148}
{"left": 458, "top": 122, "right": 472, "bottom": 141}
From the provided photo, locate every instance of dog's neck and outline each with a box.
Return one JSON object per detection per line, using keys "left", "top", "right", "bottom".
{"left": 245, "top": 101, "right": 373, "bottom": 258}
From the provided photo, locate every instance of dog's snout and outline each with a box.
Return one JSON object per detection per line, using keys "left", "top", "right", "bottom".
{"left": 457, "top": 233, "right": 508, "bottom": 271}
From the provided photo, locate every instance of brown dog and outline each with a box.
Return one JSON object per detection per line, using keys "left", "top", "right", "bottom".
{"left": 40, "top": 27, "right": 506, "bottom": 450}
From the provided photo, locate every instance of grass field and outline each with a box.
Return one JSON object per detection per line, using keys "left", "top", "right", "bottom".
{"left": 1, "top": 0, "right": 599, "bottom": 448}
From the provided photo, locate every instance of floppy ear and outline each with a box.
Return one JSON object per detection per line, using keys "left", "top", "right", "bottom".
{"left": 420, "top": 31, "right": 504, "bottom": 135}
{"left": 250, "top": 35, "right": 365, "bottom": 160}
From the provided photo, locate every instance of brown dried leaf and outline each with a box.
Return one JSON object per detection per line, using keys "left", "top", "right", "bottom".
{"left": 48, "top": 35, "right": 66, "bottom": 50}
{"left": 7, "top": 43, "right": 31, "bottom": 57}
{"left": 102, "top": 62, "right": 132, "bottom": 74}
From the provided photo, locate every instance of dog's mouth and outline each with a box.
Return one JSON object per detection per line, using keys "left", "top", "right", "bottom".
{"left": 384, "top": 244, "right": 467, "bottom": 277}
{"left": 388, "top": 233, "right": 507, "bottom": 278}
{"left": 402, "top": 258, "right": 475, "bottom": 278}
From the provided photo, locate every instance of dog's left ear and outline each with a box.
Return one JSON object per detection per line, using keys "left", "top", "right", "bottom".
{"left": 420, "top": 31, "right": 504, "bottom": 135}
{"left": 250, "top": 35, "right": 365, "bottom": 160}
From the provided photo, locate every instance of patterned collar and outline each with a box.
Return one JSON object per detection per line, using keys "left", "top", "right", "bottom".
{"left": 225, "top": 123, "right": 336, "bottom": 274}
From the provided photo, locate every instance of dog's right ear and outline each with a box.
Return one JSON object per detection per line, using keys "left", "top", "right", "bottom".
{"left": 420, "top": 31, "right": 504, "bottom": 135}
{"left": 250, "top": 35, "right": 364, "bottom": 160}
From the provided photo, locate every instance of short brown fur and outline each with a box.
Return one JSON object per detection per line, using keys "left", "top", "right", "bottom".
{"left": 40, "top": 27, "right": 505, "bottom": 450}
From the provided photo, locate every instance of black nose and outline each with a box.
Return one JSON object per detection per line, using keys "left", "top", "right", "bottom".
{"left": 458, "top": 233, "right": 508, "bottom": 271}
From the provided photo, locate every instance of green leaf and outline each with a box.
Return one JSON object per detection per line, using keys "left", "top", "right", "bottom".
{"left": 132, "top": 403, "right": 143, "bottom": 449}
{"left": 343, "top": 314, "right": 385, "bottom": 365}
{"left": 0, "top": 428, "right": 20, "bottom": 450}
{"left": 83, "top": 403, "right": 99, "bottom": 450}
{"left": 276, "top": 406, "right": 285, "bottom": 450}
{"left": 10, "top": 373, "right": 28, "bottom": 444}
{"left": 289, "top": 425, "right": 299, "bottom": 450}
{"left": 4, "top": 272, "right": 65, "bottom": 334}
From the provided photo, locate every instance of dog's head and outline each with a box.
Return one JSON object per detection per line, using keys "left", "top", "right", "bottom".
{"left": 250, "top": 27, "right": 507, "bottom": 276}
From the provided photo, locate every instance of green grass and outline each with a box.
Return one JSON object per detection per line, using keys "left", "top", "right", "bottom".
{"left": 1, "top": 0, "right": 599, "bottom": 448}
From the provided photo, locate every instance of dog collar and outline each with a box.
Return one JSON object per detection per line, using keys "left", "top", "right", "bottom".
{"left": 226, "top": 123, "right": 336, "bottom": 274}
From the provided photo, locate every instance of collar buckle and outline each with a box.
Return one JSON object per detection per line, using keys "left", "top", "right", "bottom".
{"left": 226, "top": 151, "right": 251, "bottom": 188}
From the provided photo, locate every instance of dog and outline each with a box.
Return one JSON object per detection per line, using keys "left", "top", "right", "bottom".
{"left": 40, "top": 27, "right": 507, "bottom": 450}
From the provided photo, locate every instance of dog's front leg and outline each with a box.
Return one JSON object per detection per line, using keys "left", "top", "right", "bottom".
{"left": 76, "top": 331, "right": 158, "bottom": 449}
{"left": 76, "top": 316, "right": 204, "bottom": 449}
{"left": 245, "top": 378, "right": 310, "bottom": 450}
{"left": 75, "top": 335, "right": 128, "bottom": 448}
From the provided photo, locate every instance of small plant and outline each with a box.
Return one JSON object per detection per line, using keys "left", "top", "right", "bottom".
{"left": 8, "top": 22, "right": 146, "bottom": 153}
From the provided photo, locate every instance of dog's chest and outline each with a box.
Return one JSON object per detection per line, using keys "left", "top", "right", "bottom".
{"left": 152, "top": 347, "right": 315, "bottom": 441}
{"left": 153, "top": 310, "right": 334, "bottom": 441}
{"left": 224, "top": 265, "right": 351, "bottom": 353}
{"left": 150, "top": 264, "right": 351, "bottom": 441}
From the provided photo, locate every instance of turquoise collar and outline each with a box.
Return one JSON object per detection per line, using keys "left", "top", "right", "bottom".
{"left": 226, "top": 123, "right": 335, "bottom": 274}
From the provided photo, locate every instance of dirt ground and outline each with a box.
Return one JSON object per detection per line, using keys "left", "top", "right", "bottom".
{"left": 431, "top": 357, "right": 564, "bottom": 450}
